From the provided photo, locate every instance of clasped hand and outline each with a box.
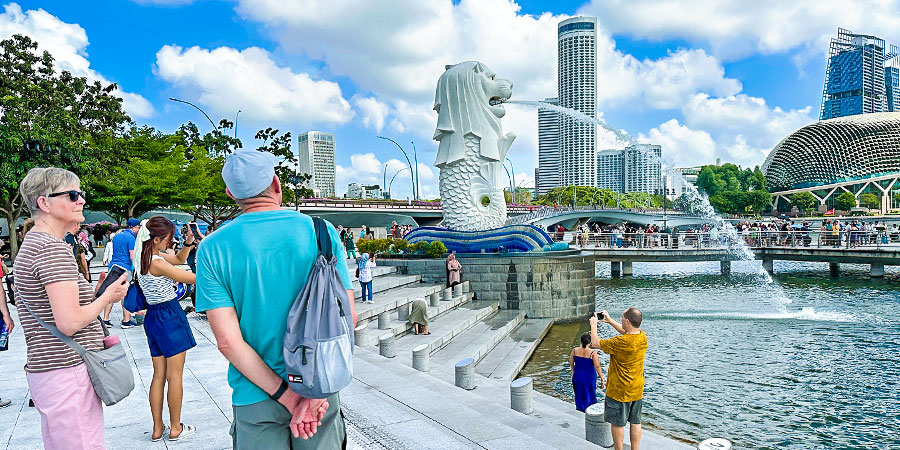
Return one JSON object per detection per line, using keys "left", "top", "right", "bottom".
{"left": 281, "top": 391, "right": 329, "bottom": 440}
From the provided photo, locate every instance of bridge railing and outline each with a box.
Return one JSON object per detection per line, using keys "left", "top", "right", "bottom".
{"left": 505, "top": 206, "right": 695, "bottom": 225}
{"left": 553, "top": 230, "right": 900, "bottom": 251}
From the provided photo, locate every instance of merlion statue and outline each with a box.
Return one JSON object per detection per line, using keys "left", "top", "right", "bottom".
{"left": 433, "top": 61, "right": 516, "bottom": 231}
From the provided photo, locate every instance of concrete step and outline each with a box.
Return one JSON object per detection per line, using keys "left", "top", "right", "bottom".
{"left": 429, "top": 310, "right": 526, "bottom": 369}
{"left": 476, "top": 318, "right": 554, "bottom": 382}
{"left": 393, "top": 301, "right": 499, "bottom": 356}
{"left": 352, "top": 274, "right": 421, "bottom": 298}
{"left": 355, "top": 284, "right": 443, "bottom": 323}
{"left": 362, "top": 292, "right": 474, "bottom": 342}
{"left": 350, "top": 347, "right": 601, "bottom": 450}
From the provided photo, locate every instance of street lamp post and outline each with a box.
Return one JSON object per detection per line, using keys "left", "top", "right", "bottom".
{"left": 378, "top": 136, "right": 417, "bottom": 201}
{"left": 502, "top": 164, "right": 515, "bottom": 204}
{"left": 505, "top": 158, "right": 516, "bottom": 204}
{"left": 234, "top": 109, "right": 241, "bottom": 139}
{"left": 169, "top": 97, "right": 218, "bottom": 131}
{"left": 411, "top": 141, "right": 420, "bottom": 202}
{"left": 382, "top": 163, "right": 389, "bottom": 200}
{"left": 388, "top": 167, "right": 409, "bottom": 200}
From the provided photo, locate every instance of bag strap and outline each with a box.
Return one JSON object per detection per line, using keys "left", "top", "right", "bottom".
{"left": 21, "top": 300, "right": 88, "bottom": 356}
{"left": 312, "top": 217, "right": 333, "bottom": 260}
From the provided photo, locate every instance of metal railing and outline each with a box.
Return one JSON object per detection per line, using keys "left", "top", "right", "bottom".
{"left": 553, "top": 230, "right": 900, "bottom": 251}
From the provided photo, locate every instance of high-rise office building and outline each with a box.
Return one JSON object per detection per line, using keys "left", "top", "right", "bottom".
{"left": 346, "top": 183, "right": 382, "bottom": 200}
{"left": 595, "top": 144, "right": 662, "bottom": 194}
{"left": 820, "top": 28, "right": 899, "bottom": 120}
{"left": 535, "top": 97, "right": 560, "bottom": 196}
{"left": 558, "top": 16, "right": 597, "bottom": 187}
{"left": 298, "top": 131, "right": 336, "bottom": 198}
{"left": 887, "top": 66, "right": 900, "bottom": 113}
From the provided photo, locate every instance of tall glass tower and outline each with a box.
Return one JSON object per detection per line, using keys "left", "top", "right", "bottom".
{"left": 557, "top": 16, "right": 597, "bottom": 187}
{"left": 535, "top": 97, "right": 559, "bottom": 196}
{"left": 820, "top": 28, "right": 899, "bottom": 120}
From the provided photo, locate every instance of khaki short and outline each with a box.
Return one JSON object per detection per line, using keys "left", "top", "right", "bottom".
{"left": 231, "top": 393, "right": 345, "bottom": 450}
{"left": 604, "top": 396, "right": 642, "bottom": 427}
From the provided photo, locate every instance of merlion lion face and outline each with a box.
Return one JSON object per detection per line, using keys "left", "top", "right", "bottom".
{"left": 480, "top": 69, "right": 513, "bottom": 118}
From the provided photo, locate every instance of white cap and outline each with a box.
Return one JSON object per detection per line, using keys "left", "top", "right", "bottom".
{"left": 222, "top": 151, "right": 278, "bottom": 199}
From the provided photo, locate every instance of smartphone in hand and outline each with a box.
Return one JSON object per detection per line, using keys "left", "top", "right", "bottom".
{"left": 595, "top": 312, "right": 605, "bottom": 320}
{"left": 96, "top": 264, "right": 131, "bottom": 298}
{"left": 188, "top": 222, "right": 201, "bottom": 240}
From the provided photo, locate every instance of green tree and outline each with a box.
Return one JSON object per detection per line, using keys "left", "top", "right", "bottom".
{"left": 859, "top": 192, "right": 880, "bottom": 210}
{"left": 253, "top": 127, "right": 313, "bottom": 202}
{"left": 0, "top": 35, "right": 129, "bottom": 259}
{"left": 788, "top": 192, "right": 817, "bottom": 214}
{"left": 834, "top": 192, "right": 857, "bottom": 211}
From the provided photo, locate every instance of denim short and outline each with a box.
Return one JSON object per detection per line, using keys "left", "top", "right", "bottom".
{"left": 604, "top": 396, "right": 642, "bottom": 427}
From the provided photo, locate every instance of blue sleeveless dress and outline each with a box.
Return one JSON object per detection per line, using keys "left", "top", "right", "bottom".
{"left": 572, "top": 354, "right": 598, "bottom": 412}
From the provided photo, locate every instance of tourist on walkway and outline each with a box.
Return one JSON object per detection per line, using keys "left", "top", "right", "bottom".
{"left": 446, "top": 254, "right": 462, "bottom": 288}
{"left": 409, "top": 298, "right": 430, "bottom": 335}
{"left": 358, "top": 253, "right": 376, "bottom": 303}
{"left": 104, "top": 218, "right": 143, "bottom": 328}
{"left": 196, "top": 151, "right": 355, "bottom": 448}
{"left": 13, "top": 167, "right": 130, "bottom": 449}
{"left": 570, "top": 332, "right": 605, "bottom": 412}
{"left": 133, "top": 216, "right": 198, "bottom": 442}
{"left": 344, "top": 230, "right": 357, "bottom": 259}
{"left": 590, "top": 308, "right": 647, "bottom": 450}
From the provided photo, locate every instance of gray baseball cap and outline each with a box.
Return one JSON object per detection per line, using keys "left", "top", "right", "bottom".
{"left": 222, "top": 151, "right": 278, "bottom": 199}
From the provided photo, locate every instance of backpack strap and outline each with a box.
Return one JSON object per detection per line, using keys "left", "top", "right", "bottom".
{"left": 312, "top": 217, "right": 333, "bottom": 260}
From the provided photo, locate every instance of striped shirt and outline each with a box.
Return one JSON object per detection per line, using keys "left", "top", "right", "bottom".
{"left": 137, "top": 255, "right": 177, "bottom": 305}
{"left": 13, "top": 231, "right": 103, "bottom": 373}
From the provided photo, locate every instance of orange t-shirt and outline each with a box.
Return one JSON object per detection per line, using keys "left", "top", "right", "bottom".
{"left": 596, "top": 331, "right": 647, "bottom": 402}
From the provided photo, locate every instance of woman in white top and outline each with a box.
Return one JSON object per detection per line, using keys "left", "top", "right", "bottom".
{"left": 133, "top": 216, "right": 198, "bottom": 442}
{"left": 357, "top": 253, "right": 376, "bottom": 303}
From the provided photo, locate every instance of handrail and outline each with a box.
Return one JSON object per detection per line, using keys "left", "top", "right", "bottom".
{"left": 553, "top": 230, "right": 900, "bottom": 251}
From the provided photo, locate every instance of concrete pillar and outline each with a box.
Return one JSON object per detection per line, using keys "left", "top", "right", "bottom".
{"left": 610, "top": 261, "right": 621, "bottom": 278}
{"left": 461, "top": 281, "right": 470, "bottom": 293}
{"left": 453, "top": 283, "right": 463, "bottom": 297}
{"left": 377, "top": 311, "right": 391, "bottom": 329}
{"left": 412, "top": 344, "right": 429, "bottom": 372}
{"left": 354, "top": 322, "right": 369, "bottom": 347}
{"left": 762, "top": 259, "right": 774, "bottom": 273}
{"left": 585, "top": 403, "right": 613, "bottom": 447}
{"left": 454, "top": 358, "right": 475, "bottom": 390}
{"left": 509, "top": 377, "right": 533, "bottom": 414}
{"left": 720, "top": 260, "right": 731, "bottom": 276}
{"left": 870, "top": 263, "right": 885, "bottom": 277}
{"left": 397, "top": 303, "right": 411, "bottom": 322}
{"left": 429, "top": 292, "right": 441, "bottom": 307}
{"left": 829, "top": 262, "right": 840, "bottom": 277}
{"left": 378, "top": 334, "right": 396, "bottom": 358}
{"left": 621, "top": 261, "right": 633, "bottom": 276}
{"left": 442, "top": 288, "right": 453, "bottom": 301}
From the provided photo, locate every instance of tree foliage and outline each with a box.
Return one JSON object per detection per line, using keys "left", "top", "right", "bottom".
{"left": 859, "top": 192, "right": 879, "bottom": 210}
{"left": 534, "top": 186, "right": 664, "bottom": 208}
{"left": 695, "top": 163, "right": 770, "bottom": 215}
{"left": 834, "top": 192, "right": 857, "bottom": 211}
{"left": 0, "top": 34, "right": 129, "bottom": 259}
{"left": 788, "top": 192, "right": 817, "bottom": 213}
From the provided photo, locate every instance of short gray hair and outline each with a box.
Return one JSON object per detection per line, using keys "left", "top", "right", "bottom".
{"left": 19, "top": 167, "right": 81, "bottom": 215}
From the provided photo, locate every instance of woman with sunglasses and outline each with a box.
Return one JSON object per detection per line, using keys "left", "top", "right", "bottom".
{"left": 132, "top": 216, "right": 198, "bottom": 442}
{"left": 13, "top": 168, "right": 130, "bottom": 449}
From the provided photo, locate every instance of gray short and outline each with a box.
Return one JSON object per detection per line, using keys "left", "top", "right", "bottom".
{"left": 231, "top": 393, "right": 345, "bottom": 450}
{"left": 604, "top": 396, "right": 642, "bottom": 427}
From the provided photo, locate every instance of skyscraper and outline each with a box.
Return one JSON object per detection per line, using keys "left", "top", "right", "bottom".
{"left": 535, "top": 97, "right": 560, "bottom": 196}
{"left": 298, "top": 131, "right": 336, "bottom": 198}
{"left": 558, "top": 16, "right": 597, "bottom": 187}
{"left": 596, "top": 149, "right": 623, "bottom": 192}
{"left": 595, "top": 144, "right": 662, "bottom": 194}
{"left": 820, "top": 28, "right": 899, "bottom": 120}
{"left": 887, "top": 65, "right": 900, "bottom": 113}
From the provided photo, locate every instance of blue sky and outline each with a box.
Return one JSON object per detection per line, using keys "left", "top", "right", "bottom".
{"left": 5, "top": 0, "right": 899, "bottom": 199}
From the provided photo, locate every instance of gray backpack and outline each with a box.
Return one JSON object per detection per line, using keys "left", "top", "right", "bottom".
{"left": 284, "top": 217, "right": 354, "bottom": 399}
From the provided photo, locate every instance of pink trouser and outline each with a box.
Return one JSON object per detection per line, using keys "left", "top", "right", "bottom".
{"left": 26, "top": 363, "right": 105, "bottom": 450}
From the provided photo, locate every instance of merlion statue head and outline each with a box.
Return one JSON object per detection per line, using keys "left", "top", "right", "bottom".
{"left": 433, "top": 61, "right": 513, "bottom": 167}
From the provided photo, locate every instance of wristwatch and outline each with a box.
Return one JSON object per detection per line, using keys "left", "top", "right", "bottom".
{"left": 270, "top": 380, "right": 289, "bottom": 402}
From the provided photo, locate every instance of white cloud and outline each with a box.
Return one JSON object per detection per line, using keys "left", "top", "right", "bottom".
{"left": 581, "top": 0, "right": 900, "bottom": 61}
{"left": 641, "top": 93, "right": 815, "bottom": 167}
{"left": 0, "top": 3, "right": 154, "bottom": 118}
{"left": 155, "top": 44, "right": 353, "bottom": 124}
{"left": 353, "top": 96, "right": 390, "bottom": 133}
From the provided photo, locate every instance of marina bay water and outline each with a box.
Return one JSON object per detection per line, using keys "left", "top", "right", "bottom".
{"left": 519, "top": 260, "right": 900, "bottom": 449}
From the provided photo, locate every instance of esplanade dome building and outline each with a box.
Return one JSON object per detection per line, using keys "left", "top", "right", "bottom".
{"left": 762, "top": 112, "right": 900, "bottom": 213}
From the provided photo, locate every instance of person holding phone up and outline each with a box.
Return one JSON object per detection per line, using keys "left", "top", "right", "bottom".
{"left": 590, "top": 308, "right": 647, "bottom": 450}
{"left": 13, "top": 167, "right": 130, "bottom": 449}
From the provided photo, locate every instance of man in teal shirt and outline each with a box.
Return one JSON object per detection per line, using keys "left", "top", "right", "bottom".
{"left": 196, "top": 151, "right": 355, "bottom": 449}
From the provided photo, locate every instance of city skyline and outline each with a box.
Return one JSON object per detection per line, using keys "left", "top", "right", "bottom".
{"left": 5, "top": 1, "right": 900, "bottom": 199}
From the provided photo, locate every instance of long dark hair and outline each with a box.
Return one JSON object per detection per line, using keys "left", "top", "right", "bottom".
{"left": 140, "top": 216, "right": 175, "bottom": 275}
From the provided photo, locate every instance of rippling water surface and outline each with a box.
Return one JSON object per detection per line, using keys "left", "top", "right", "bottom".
{"left": 519, "top": 261, "right": 900, "bottom": 450}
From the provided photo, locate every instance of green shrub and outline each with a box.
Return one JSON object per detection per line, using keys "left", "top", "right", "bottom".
{"left": 391, "top": 238, "right": 409, "bottom": 253}
{"left": 356, "top": 239, "right": 373, "bottom": 255}
{"left": 425, "top": 241, "right": 447, "bottom": 258}
{"left": 413, "top": 241, "right": 430, "bottom": 253}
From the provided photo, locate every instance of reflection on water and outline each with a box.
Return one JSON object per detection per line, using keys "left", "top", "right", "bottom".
{"left": 519, "top": 261, "right": 900, "bottom": 450}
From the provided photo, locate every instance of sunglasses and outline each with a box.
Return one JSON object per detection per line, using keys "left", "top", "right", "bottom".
{"left": 47, "top": 190, "right": 87, "bottom": 202}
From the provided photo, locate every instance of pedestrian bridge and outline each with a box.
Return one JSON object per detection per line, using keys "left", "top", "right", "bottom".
{"left": 506, "top": 207, "right": 713, "bottom": 230}
{"left": 558, "top": 230, "right": 900, "bottom": 277}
